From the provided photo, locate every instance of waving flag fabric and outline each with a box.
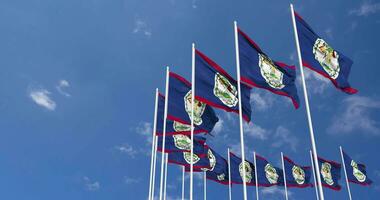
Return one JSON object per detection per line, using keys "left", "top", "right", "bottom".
{"left": 342, "top": 151, "right": 372, "bottom": 186}
{"left": 195, "top": 49, "right": 252, "bottom": 122}
{"left": 229, "top": 152, "right": 255, "bottom": 185}
{"left": 318, "top": 157, "right": 342, "bottom": 190}
{"left": 205, "top": 148, "right": 230, "bottom": 185}
{"left": 168, "top": 149, "right": 210, "bottom": 170}
{"left": 255, "top": 154, "right": 284, "bottom": 187}
{"left": 237, "top": 28, "right": 300, "bottom": 108}
{"left": 156, "top": 94, "right": 207, "bottom": 136}
{"left": 294, "top": 12, "right": 357, "bottom": 94}
{"left": 283, "top": 156, "right": 312, "bottom": 188}
{"left": 167, "top": 72, "right": 219, "bottom": 133}
{"left": 157, "top": 134, "right": 206, "bottom": 154}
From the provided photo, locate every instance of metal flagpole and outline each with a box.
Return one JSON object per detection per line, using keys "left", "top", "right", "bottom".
{"left": 159, "top": 67, "right": 170, "bottom": 200}
{"left": 204, "top": 171, "right": 207, "bottom": 200}
{"left": 340, "top": 146, "right": 353, "bottom": 200}
{"left": 190, "top": 43, "right": 195, "bottom": 200}
{"left": 148, "top": 89, "right": 159, "bottom": 200}
{"left": 233, "top": 20, "right": 248, "bottom": 200}
{"left": 290, "top": 4, "right": 325, "bottom": 200}
{"left": 182, "top": 166, "right": 185, "bottom": 200}
{"left": 152, "top": 135, "right": 159, "bottom": 200}
{"left": 281, "top": 152, "right": 289, "bottom": 200}
{"left": 253, "top": 152, "right": 259, "bottom": 200}
{"left": 164, "top": 154, "right": 168, "bottom": 200}
{"left": 310, "top": 150, "right": 320, "bottom": 200}
{"left": 228, "top": 148, "right": 232, "bottom": 200}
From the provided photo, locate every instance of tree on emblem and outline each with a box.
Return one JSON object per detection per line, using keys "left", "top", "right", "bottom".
{"left": 351, "top": 160, "right": 366, "bottom": 182}
{"left": 321, "top": 162, "right": 334, "bottom": 186}
{"left": 239, "top": 161, "right": 252, "bottom": 183}
{"left": 184, "top": 90, "right": 206, "bottom": 126}
{"left": 313, "top": 38, "right": 340, "bottom": 79}
{"left": 264, "top": 163, "right": 279, "bottom": 184}
{"left": 173, "top": 134, "right": 191, "bottom": 150}
{"left": 173, "top": 121, "right": 191, "bottom": 132}
{"left": 213, "top": 72, "right": 238, "bottom": 107}
{"left": 183, "top": 152, "right": 200, "bottom": 165}
{"left": 258, "top": 53, "right": 285, "bottom": 89}
{"left": 292, "top": 165, "right": 306, "bottom": 185}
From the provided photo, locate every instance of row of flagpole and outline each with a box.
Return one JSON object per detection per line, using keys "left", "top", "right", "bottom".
{"left": 145, "top": 4, "right": 362, "bottom": 200}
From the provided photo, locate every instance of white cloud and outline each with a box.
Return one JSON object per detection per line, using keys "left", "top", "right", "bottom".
{"left": 115, "top": 143, "right": 138, "bottom": 158}
{"left": 350, "top": 1, "right": 380, "bottom": 16}
{"left": 212, "top": 119, "right": 224, "bottom": 135}
{"left": 301, "top": 69, "right": 330, "bottom": 94}
{"left": 244, "top": 122, "right": 269, "bottom": 140}
{"left": 136, "top": 122, "right": 153, "bottom": 144}
{"left": 124, "top": 177, "right": 141, "bottom": 184}
{"left": 29, "top": 88, "right": 56, "bottom": 111}
{"left": 261, "top": 186, "right": 292, "bottom": 197}
{"left": 328, "top": 96, "right": 380, "bottom": 135}
{"left": 250, "top": 92, "right": 274, "bottom": 111}
{"left": 56, "top": 79, "right": 71, "bottom": 97}
{"left": 83, "top": 176, "right": 100, "bottom": 191}
{"left": 271, "top": 126, "right": 299, "bottom": 152}
{"left": 191, "top": 0, "right": 198, "bottom": 9}
{"left": 133, "top": 19, "right": 152, "bottom": 38}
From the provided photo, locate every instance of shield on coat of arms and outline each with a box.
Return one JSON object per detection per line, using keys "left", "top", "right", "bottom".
{"left": 213, "top": 72, "right": 238, "bottom": 107}
{"left": 292, "top": 165, "right": 306, "bottom": 185}
{"left": 258, "top": 53, "right": 285, "bottom": 89}
{"left": 173, "top": 121, "right": 191, "bottom": 132}
{"left": 351, "top": 160, "right": 366, "bottom": 183}
{"left": 172, "top": 134, "right": 191, "bottom": 151}
{"left": 183, "top": 152, "right": 200, "bottom": 165}
{"left": 313, "top": 38, "right": 340, "bottom": 79}
{"left": 184, "top": 90, "right": 206, "bottom": 126}
{"left": 265, "top": 163, "right": 279, "bottom": 184}
{"left": 321, "top": 162, "right": 334, "bottom": 186}
{"left": 239, "top": 161, "right": 253, "bottom": 183}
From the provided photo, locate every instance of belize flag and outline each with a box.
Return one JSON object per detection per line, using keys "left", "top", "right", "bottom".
{"left": 167, "top": 72, "right": 219, "bottom": 134}
{"left": 294, "top": 11, "right": 357, "bottom": 94}
{"left": 156, "top": 93, "right": 208, "bottom": 136}
{"left": 318, "top": 157, "right": 342, "bottom": 190}
{"left": 229, "top": 152, "right": 255, "bottom": 186}
{"left": 168, "top": 150, "right": 211, "bottom": 170}
{"left": 157, "top": 134, "right": 206, "bottom": 154}
{"left": 255, "top": 154, "right": 284, "bottom": 187}
{"left": 237, "top": 28, "right": 300, "bottom": 109}
{"left": 283, "top": 156, "right": 312, "bottom": 188}
{"left": 195, "top": 49, "right": 252, "bottom": 122}
{"left": 342, "top": 150, "right": 372, "bottom": 186}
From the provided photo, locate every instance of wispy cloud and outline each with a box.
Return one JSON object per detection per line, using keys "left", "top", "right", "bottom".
{"left": 301, "top": 69, "right": 330, "bottom": 94}
{"left": 29, "top": 88, "right": 56, "bottom": 111}
{"left": 261, "top": 186, "right": 292, "bottom": 197}
{"left": 191, "top": 0, "right": 198, "bottom": 9}
{"left": 349, "top": 1, "right": 380, "bottom": 16}
{"left": 328, "top": 96, "right": 380, "bottom": 135}
{"left": 124, "top": 177, "right": 141, "bottom": 184}
{"left": 133, "top": 19, "right": 152, "bottom": 38}
{"left": 56, "top": 79, "right": 71, "bottom": 97}
{"left": 244, "top": 122, "right": 270, "bottom": 140}
{"left": 83, "top": 176, "right": 100, "bottom": 191}
{"left": 114, "top": 143, "right": 138, "bottom": 158}
{"left": 212, "top": 119, "right": 224, "bottom": 135}
{"left": 271, "top": 126, "right": 299, "bottom": 152}
{"left": 250, "top": 92, "right": 275, "bottom": 111}
{"left": 136, "top": 122, "right": 153, "bottom": 144}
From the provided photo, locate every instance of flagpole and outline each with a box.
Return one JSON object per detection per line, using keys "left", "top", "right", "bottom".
{"left": 290, "top": 4, "right": 325, "bottom": 200}
{"left": 182, "top": 166, "right": 185, "bottom": 200}
{"left": 204, "top": 171, "right": 207, "bottom": 200}
{"left": 253, "top": 152, "right": 259, "bottom": 200}
{"left": 281, "top": 152, "right": 289, "bottom": 200}
{"left": 234, "top": 20, "right": 248, "bottom": 200}
{"left": 159, "top": 67, "right": 170, "bottom": 200}
{"left": 310, "top": 150, "right": 320, "bottom": 200}
{"left": 152, "top": 135, "right": 159, "bottom": 200}
{"left": 340, "top": 146, "right": 353, "bottom": 200}
{"left": 228, "top": 148, "right": 232, "bottom": 200}
{"left": 148, "top": 89, "right": 159, "bottom": 200}
{"left": 190, "top": 43, "right": 195, "bottom": 200}
{"left": 163, "top": 154, "right": 168, "bottom": 200}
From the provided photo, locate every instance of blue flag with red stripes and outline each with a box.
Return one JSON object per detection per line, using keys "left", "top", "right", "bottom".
{"left": 195, "top": 49, "right": 252, "bottom": 122}
{"left": 294, "top": 11, "right": 357, "bottom": 94}
{"left": 229, "top": 152, "right": 255, "bottom": 185}
{"left": 237, "top": 28, "right": 300, "bottom": 109}
{"left": 157, "top": 134, "right": 206, "bottom": 154}
{"left": 283, "top": 156, "right": 312, "bottom": 188}
{"left": 168, "top": 150, "right": 210, "bottom": 170}
{"left": 255, "top": 154, "right": 284, "bottom": 187}
{"left": 342, "top": 150, "right": 372, "bottom": 186}
{"left": 156, "top": 94, "right": 208, "bottom": 136}
{"left": 318, "top": 157, "right": 342, "bottom": 190}
{"left": 167, "top": 72, "right": 219, "bottom": 134}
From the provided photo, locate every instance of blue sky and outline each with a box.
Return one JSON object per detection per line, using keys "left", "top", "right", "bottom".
{"left": 0, "top": 0, "right": 379, "bottom": 199}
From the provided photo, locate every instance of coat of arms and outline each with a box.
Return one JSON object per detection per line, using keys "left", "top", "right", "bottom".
{"left": 292, "top": 165, "right": 306, "bottom": 185}
{"left": 173, "top": 134, "right": 191, "bottom": 151}
{"left": 214, "top": 72, "right": 238, "bottom": 107}
{"left": 351, "top": 160, "right": 366, "bottom": 182}
{"left": 265, "top": 163, "right": 279, "bottom": 184}
{"left": 313, "top": 38, "right": 340, "bottom": 79}
{"left": 321, "top": 162, "right": 334, "bottom": 185}
{"left": 183, "top": 152, "right": 200, "bottom": 165}
{"left": 173, "top": 121, "right": 191, "bottom": 132}
{"left": 258, "top": 53, "right": 285, "bottom": 89}
{"left": 239, "top": 161, "right": 253, "bottom": 183}
{"left": 184, "top": 90, "right": 206, "bottom": 126}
